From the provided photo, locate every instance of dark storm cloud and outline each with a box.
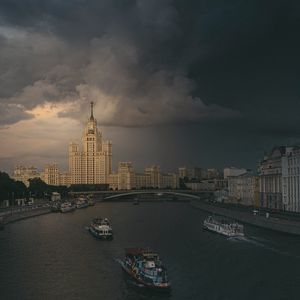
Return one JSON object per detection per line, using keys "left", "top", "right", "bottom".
{"left": 0, "top": 103, "right": 33, "bottom": 126}
{"left": 0, "top": 0, "right": 242, "bottom": 127}
{"left": 0, "top": 0, "right": 299, "bottom": 170}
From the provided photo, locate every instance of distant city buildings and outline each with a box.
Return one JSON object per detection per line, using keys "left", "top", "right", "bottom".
{"left": 41, "top": 163, "right": 71, "bottom": 186}
{"left": 12, "top": 165, "right": 40, "bottom": 187}
{"left": 117, "top": 162, "right": 135, "bottom": 190}
{"left": 178, "top": 167, "right": 202, "bottom": 180}
{"left": 9, "top": 103, "right": 300, "bottom": 213}
{"left": 223, "top": 167, "right": 248, "bottom": 179}
{"left": 42, "top": 163, "right": 60, "bottom": 186}
{"left": 108, "top": 163, "right": 178, "bottom": 190}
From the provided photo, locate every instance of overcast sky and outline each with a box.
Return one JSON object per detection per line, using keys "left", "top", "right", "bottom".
{"left": 0, "top": 0, "right": 299, "bottom": 173}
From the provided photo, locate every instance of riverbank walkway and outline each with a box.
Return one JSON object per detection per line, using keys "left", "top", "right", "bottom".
{"left": 191, "top": 200, "right": 300, "bottom": 236}
{"left": 0, "top": 205, "right": 51, "bottom": 225}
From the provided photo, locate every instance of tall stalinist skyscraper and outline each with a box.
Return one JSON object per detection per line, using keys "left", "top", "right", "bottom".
{"left": 69, "top": 102, "right": 112, "bottom": 184}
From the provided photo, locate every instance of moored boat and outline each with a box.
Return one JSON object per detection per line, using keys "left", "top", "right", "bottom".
{"left": 88, "top": 217, "right": 113, "bottom": 240}
{"left": 117, "top": 248, "right": 171, "bottom": 291}
{"left": 75, "top": 197, "right": 88, "bottom": 209}
{"left": 60, "top": 202, "right": 76, "bottom": 213}
{"left": 88, "top": 198, "right": 95, "bottom": 206}
{"left": 203, "top": 215, "right": 244, "bottom": 237}
{"left": 51, "top": 202, "right": 61, "bottom": 212}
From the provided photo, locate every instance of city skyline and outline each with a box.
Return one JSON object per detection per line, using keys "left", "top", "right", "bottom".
{"left": 1, "top": 1, "right": 300, "bottom": 173}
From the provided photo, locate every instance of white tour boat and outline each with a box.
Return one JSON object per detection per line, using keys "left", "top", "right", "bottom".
{"left": 203, "top": 216, "right": 244, "bottom": 237}
{"left": 89, "top": 217, "right": 113, "bottom": 240}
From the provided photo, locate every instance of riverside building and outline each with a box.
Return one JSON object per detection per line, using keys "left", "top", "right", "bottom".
{"left": 69, "top": 102, "right": 112, "bottom": 185}
{"left": 228, "top": 172, "right": 259, "bottom": 206}
{"left": 258, "top": 147, "right": 286, "bottom": 210}
{"left": 282, "top": 147, "right": 300, "bottom": 212}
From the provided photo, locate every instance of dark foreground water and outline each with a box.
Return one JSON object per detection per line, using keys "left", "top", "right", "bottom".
{"left": 0, "top": 202, "right": 300, "bottom": 300}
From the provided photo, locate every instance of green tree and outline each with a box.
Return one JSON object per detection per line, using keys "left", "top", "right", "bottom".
{"left": 0, "top": 171, "right": 27, "bottom": 205}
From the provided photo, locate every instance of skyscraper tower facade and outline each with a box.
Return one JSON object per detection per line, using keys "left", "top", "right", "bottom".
{"left": 69, "top": 102, "right": 112, "bottom": 184}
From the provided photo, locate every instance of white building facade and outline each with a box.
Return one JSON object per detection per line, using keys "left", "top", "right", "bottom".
{"left": 282, "top": 147, "right": 300, "bottom": 212}
{"left": 258, "top": 147, "right": 286, "bottom": 210}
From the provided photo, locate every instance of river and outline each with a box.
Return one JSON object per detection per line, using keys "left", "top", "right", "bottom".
{"left": 0, "top": 202, "right": 299, "bottom": 300}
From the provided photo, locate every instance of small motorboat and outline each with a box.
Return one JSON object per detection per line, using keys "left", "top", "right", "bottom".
{"left": 75, "top": 198, "right": 88, "bottom": 209}
{"left": 60, "top": 202, "right": 76, "bottom": 213}
{"left": 50, "top": 202, "right": 61, "bottom": 212}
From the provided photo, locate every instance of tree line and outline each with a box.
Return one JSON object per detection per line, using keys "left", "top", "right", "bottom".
{"left": 0, "top": 171, "right": 68, "bottom": 205}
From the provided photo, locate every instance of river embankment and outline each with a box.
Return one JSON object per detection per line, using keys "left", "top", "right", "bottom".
{"left": 1, "top": 206, "right": 52, "bottom": 225}
{"left": 191, "top": 200, "right": 300, "bottom": 236}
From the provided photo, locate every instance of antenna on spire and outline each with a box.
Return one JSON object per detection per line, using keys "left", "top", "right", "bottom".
{"left": 90, "top": 101, "right": 94, "bottom": 119}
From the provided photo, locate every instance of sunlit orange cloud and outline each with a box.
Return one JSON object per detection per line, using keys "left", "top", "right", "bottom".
{"left": 0, "top": 102, "right": 82, "bottom": 170}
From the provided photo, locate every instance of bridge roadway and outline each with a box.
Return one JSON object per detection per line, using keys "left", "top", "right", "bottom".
{"left": 69, "top": 189, "right": 211, "bottom": 201}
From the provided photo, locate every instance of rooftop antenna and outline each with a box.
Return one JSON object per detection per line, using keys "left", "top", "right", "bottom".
{"left": 90, "top": 101, "right": 94, "bottom": 120}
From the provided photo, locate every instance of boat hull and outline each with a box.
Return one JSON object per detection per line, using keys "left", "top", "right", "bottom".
{"left": 61, "top": 207, "right": 76, "bottom": 213}
{"left": 88, "top": 227, "right": 113, "bottom": 240}
{"left": 203, "top": 223, "right": 244, "bottom": 237}
{"left": 76, "top": 203, "right": 88, "bottom": 209}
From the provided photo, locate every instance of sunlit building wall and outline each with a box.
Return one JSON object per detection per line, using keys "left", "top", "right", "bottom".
{"left": 12, "top": 165, "right": 40, "bottom": 187}
{"left": 44, "top": 163, "right": 60, "bottom": 186}
{"left": 108, "top": 173, "right": 119, "bottom": 190}
{"left": 161, "top": 173, "right": 179, "bottom": 189}
{"left": 118, "top": 162, "right": 135, "bottom": 190}
{"left": 145, "top": 165, "right": 161, "bottom": 188}
{"left": 69, "top": 102, "right": 112, "bottom": 185}
{"left": 135, "top": 173, "right": 151, "bottom": 189}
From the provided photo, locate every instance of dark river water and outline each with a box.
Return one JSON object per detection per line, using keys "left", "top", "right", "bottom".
{"left": 0, "top": 202, "right": 300, "bottom": 300}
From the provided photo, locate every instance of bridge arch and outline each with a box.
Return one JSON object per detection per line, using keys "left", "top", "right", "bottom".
{"left": 104, "top": 191, "right": 201, "bottom": 200}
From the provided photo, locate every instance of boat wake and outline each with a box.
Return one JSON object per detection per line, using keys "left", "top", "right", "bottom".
{"left": 228, "top": 235, "right": 300, "bottom": 259}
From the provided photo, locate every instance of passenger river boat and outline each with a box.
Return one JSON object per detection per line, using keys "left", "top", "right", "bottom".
{"left": 117, "top": 248, "right": 171, "bottom": 291}
{"left": 203, "top": 215, "right": 244, "bottom": 237}
{"left": 88, "top": 217, "right": 113, "bottom": 240}
{"left": 50, "top": 202, "right": 61, "bottom": 212}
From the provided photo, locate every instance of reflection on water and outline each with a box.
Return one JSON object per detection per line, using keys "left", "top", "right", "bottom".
{"left": 0, "top": 202, "right": 300, "bottom": 300}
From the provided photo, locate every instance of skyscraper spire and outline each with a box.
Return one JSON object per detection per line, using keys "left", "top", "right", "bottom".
{"left": 90, "top": 101, "right": 94, "bottom": 120}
